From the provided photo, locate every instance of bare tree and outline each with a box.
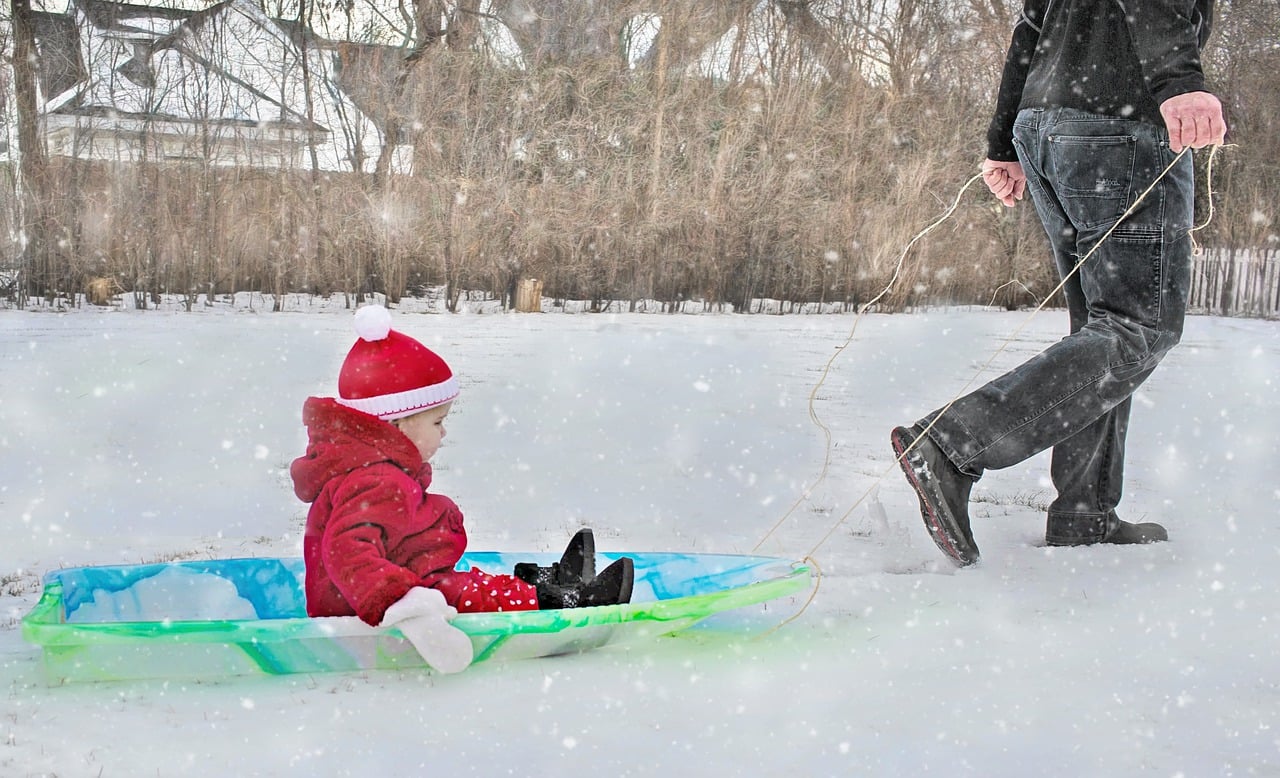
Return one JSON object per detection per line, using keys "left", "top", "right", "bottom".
{"left": 9, "top": 0, "right": 49, "bottom": 303}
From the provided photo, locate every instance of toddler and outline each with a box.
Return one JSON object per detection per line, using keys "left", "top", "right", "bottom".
{"left": 291, "top": 305, "right": 633, "bottom": 635}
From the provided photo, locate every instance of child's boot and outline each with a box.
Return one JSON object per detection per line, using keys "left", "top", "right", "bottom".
{"left": 534, "top": 557, "right": 634, "bottom": 610}
{"left": 514, "top": 528, "right": 595, "bottom": 587}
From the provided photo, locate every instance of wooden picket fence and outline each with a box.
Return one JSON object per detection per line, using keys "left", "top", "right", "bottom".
{"left": 1188, "top": 249, "right": 1280, "bottom": 319}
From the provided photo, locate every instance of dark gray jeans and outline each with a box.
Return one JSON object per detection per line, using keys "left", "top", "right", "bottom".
{"left": 923, "top": 107, "right": 1196, "bottom": 543}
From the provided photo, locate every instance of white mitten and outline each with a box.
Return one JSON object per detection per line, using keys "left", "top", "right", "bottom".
{"left": 379, "top": 587, "right": 473, "bottom": 674}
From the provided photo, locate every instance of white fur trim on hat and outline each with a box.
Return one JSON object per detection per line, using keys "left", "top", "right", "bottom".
{"left": 336, "top": 375, "right": 460, "bottom": 421}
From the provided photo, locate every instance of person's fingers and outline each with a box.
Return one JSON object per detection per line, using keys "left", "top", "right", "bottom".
{"left": 982, "top": 161, "right": 1024, "bottom": 207}
{"left": 1161, "top": 92, "right": 1227, "bottom": 152}
{"left": 1169, "top": 117, "right": 1186, "bottom": 152}
{"left": 1190, "top": 111, "right": 1227, "bottom": 149}
{"left": 984, "top": 171, "right": 1009, "bottom": 199}
{"left": 1209, "top": 113, "right": 1227, "bottom": 146}
{"left": 989, "top": 174, "right": 1019, "bottom": 207}
{"left": 990, "top": 180, "right": 1014, "bottom": 207}
{"left": 1186, "top": 115, "right": 1209, "bottom": 149}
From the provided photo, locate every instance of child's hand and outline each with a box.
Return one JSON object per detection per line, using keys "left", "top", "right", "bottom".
{"left": 380, "top": 587, "right": 472, "bottom": 673}
{"left": 382, "top": 585, "right": 458, "bottom": 623}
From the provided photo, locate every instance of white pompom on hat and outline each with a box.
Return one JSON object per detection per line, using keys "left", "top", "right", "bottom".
{"left": 335, "top": 305, "right": 459, "bottom": 421}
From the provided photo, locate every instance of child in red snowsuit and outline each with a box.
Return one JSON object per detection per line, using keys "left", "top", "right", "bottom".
{"left": 291, "top": 305, "right": 631, "bottom": 628}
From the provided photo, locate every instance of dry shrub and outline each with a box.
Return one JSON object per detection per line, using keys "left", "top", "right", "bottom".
{"left": 5, "top": 0, "right": 1278, "bottom": 312}
{"left": 18, "top": 68, "right": 1054, "bottom": 314}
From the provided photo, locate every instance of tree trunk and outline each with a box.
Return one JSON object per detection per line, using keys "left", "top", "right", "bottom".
{"left": 11, "top": 0, "right": 50, "bottom": 303}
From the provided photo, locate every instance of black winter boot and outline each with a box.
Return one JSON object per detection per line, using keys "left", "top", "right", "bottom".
{"left": 891, "top": 424, "right": 980, "bottom": 567}
{"left": 1104, "top": 519, "right": 1168, "bottom": 544}
{"left": 514, "top": 528, "right": 596, "bottom": 588}
{"left": 1046, "top": 510, "right": 1168, "bottom": 547}
{"left": 534, "top": 557, "right": 634, "bottom": 610}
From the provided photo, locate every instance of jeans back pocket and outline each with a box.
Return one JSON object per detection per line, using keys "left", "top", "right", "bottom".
{"left": 1048, "top": 131, "right": 1137, "bottom": 230}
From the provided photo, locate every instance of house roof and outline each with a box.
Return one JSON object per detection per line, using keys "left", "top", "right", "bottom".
{"left": 331, "top": 42, "right": 415, "bottom": 127}
{"left": 29, "top": 0, "right": 411, "bottom": 133}
{"left": 31, "top": 11, "right": 85, "bottom": 100}
{"left": 75, "top": 0, "right": 194, "bottom": 35}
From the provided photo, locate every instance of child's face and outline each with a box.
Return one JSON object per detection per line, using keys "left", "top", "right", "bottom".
{"left": 393, "top": 403, "right": 451, "bottom": 462}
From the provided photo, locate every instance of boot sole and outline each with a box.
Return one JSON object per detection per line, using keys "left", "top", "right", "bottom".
{"left": 615, "top": 557, "right": 634, "bottom": 605}
{"left": 565, "top": 528, "right": 596, "bottom": 583}
{"left": 891, "top": 426, "right": 980, "bottom": 567}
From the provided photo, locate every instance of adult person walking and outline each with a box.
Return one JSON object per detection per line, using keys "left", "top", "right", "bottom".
{"left": 891, "top": 0, "right": 1227, "bottom": 566}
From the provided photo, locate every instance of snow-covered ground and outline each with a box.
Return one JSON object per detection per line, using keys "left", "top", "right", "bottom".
{"left": 2, "top": 299, "right": 1278, "bottom": 776}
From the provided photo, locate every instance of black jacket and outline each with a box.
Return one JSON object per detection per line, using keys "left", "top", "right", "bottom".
{"left": 986, "top": 0, "right": 1215, "bottom": 161}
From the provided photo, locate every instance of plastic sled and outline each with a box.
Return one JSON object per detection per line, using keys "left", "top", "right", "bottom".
{"left": 22, "top": 552, "right": 812, "bottom": 684}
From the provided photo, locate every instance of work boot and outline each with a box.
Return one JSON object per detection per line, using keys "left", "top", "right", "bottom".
{"left": 891, "top": 424, "right": 980, "bottom": 566}
{"left": 1046, "top": 511, "right": 1168, "bottom": 547}
{"left": 514, "top": 528, "right": 596, "bottom": 588}
{"left": 1105, "top": 519, "right": 1169, "bottom": 544}
{"left": 534, "top": 557, "right": 634, "bottom": 610}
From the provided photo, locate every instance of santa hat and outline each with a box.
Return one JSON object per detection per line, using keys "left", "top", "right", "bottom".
{"left": 334, "top": 305, "right": 459, "bottom": 421}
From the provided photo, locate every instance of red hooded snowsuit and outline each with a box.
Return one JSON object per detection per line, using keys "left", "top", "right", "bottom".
{"left": 291, "top": 397, "right": 539, "bottom": 624}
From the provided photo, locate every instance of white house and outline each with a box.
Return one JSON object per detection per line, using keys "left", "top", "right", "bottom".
{"left": 6, "top": 0, "right": 411, "bottom": 174}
